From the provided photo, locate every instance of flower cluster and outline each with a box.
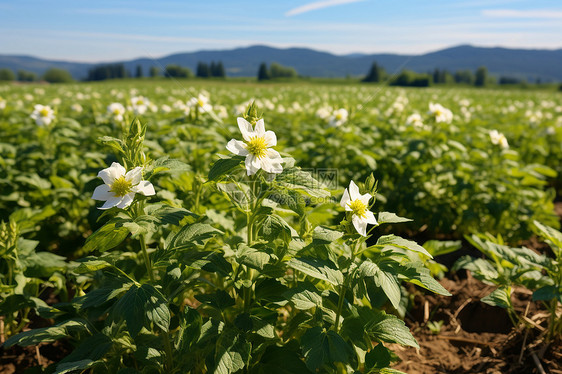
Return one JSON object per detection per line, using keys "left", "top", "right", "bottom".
{"left": 30, "top": 104, "right": 55, "bottom": 126}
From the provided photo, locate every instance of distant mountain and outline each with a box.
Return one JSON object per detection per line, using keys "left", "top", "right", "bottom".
{"left": 1, "top": 45, "right": 561, "bottom": 82}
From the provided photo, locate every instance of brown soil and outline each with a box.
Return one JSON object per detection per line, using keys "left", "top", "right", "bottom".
{"left": 0, "top": 340, "right": 71, "bottom": 374}
{"left": 393, "top": 273, "right": 562, "bottom": 374}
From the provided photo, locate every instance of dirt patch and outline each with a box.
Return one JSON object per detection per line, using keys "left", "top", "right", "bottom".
{"left": 393, "top": 273, "right": 561, "bottom": 374}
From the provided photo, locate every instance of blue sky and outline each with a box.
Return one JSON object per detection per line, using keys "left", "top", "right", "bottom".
{"left": 1, "top": 0, "right": 561, "bottom": 62}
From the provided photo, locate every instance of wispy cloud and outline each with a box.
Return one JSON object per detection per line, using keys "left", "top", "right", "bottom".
{"left": 285, "top": 0, "right": 366, "bottom": 17}
{"left": 483, "top": 9, "right": 562, "bottom": 19}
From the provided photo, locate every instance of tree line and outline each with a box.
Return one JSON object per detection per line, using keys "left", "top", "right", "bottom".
{"left": 361, "top": 62, "right": 525, "bottom": 87}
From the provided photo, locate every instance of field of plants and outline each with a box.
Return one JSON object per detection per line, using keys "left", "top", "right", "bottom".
{"left": 0, "top": 79, "right": 561, "bottom": 374}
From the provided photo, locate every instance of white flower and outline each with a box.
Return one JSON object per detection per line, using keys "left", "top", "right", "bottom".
{"left": 489, "top": 130, "right": 509, "bottom": 149}
{"left": 189, "top": 94, "right": 213, "bottom": 113}
{"left": 107, "top": 103, "right": 125, "bottom": 122}
{"left": 130, "top": 96, "right": 149, "bottom": 115}
{"left": 406, "top": 113, "right": 424, "bottom": 128}
{"left": 0, "top": 97, "right": 6, "bottom": 110}
{"left": 226, "top": 117, "right": 283, "bottom": 176}
{"left": 92, "top": 162, "right": 155, "bottom": 210}
{"left": 428, "top": 103, "right": 453, "bottom": 123}
{"left": 71, "top": 103, "right": 83, "bottom": 113}
{"left": 340, "top": 180, "right": 377, "bottom": 236}
{"left": 30, "top": 104, "right": 55, "bottom": 126}
{"left": 328, "top": 108, "right": 348, "bottom": 127}
{"left": 315, "top": 106, "right": 332, "bottom": 120}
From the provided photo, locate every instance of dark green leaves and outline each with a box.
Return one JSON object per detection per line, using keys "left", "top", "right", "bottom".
{"left": 212, "top": 329, "right": 251, "bottom": 374}
{"left": 112, "top": 284, "right": 170, "bottom": 337}
{"left": 83, "top": 220, "right": 129, "bottom": 253}
{"left": 288, "top": 257, "right": 344, "bottom": 286}
{"left": 167, "top": 223, "right": 222, "bottom": 251}
{"left": 300, "top": 327, "right": 353, "bottom": 371}
{"left": 208, "top": 156, "right": 244, "bottom": 181}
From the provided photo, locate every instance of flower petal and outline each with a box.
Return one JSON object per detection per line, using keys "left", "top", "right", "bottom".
{"left": 92, "top": 184, "right": 113, "bottom": 201}
{"left": 365, "top": 210, "right": 378, "bottom": 225}
{"left": 237, "top": 117, "right": 254, "bottom": 141}
{"left": 340, "top": 188, "right": 351, "bottom": 209}
{"left": 125, "top": 167, "right": 143, "bottom": 185}
{"left": 99, "top": 196, "right": 123, "bottom": 210}
{"left": 133, "top": 180, "right": 155, "bottom": 196}
{"left": 254, "top": 118, "right": 265, "bottom": 135}
{"left": 263, "top": 130, "right": 277, "bottom": 147}
{"left": 115, "top": 193, "right": 134, "bottom": 209}
{"left": 98, "top": 162, "right": 126, "bottom": 185}
{"left": 359, "top": 193, "right": 372, "bottom": 207}
{"left": 348, "top": 180, "right": 360, "bottom": 200}
{"left": 352, "top": 215, "right": 368, "bottom": 236}
{"left": 226, "top": 139, "right": 249, "bottom": 156}
{"left": 245, "top": 154, "right": 260, "bottom": 175}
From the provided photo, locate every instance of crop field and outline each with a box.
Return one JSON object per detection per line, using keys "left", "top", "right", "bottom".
{"left": 0, "top": 80, "right": 561, "bottom": 373}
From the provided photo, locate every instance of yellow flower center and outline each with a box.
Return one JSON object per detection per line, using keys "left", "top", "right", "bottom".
{"left": 335, "top": 113, "right": 343, "bottom": 120}
{"left": 246, "top": 136, "right": 268, "bottom": 159}
{"left": 197, "top": 99, "right": 205, "bottom": 107}
{"left": 136, "top": 100, "right": 144, "bottom": 105}
{"left": 110, "top": 176, "right": 132, "bottom": 197}
{"left": 434, "top": 109, "right": 442, "bottom": 117}
{"left": 40, "top": 108, "right": 50, "bottom": 117}
{"left": 348, "top": 199, "right": 367, "bottom": 218}
{"left": 113, "top": 108, "right": 121, "bottom": 115}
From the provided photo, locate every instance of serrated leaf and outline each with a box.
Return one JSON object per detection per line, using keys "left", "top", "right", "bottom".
{"left": 74, "top": 259, "right": 112, "bottom": 274}
{"left": 367, "top": 311, "right": 419, "bottom": 348}
{"left": 208, "top": 156, "right": 244, "bottom": 181}
{"left": 284, "top": 284, "right": 322, "bottom": 310}
{"left": 312, "top": 226, "right": 343, "bottom": 244}
{"left": 4, "top": 319, "right": 88, "bottom": 347}
{"left": 481, "top": 287, "right": 512, "bottom": 308}
{"left": 236, "top": 245, "right": 271, "bottom": 271}
{"left": 288, "top": 257, "right": 343, "bottom": 285}
{"left": 83, "top": 220, "right": 129, "bottom": 253}
{"left": 356, "top": 261, "right": 401, "bottom": 309}
{"left": 213, "top": 329, "right": 251, "bottom": 374}
{"left": 377, "top": 212, "right": 412, "bottom": 225}
{"left": 301, "top": 327, "right": 353, "bottom": 371}
{"left": 396, "top": 262, "right": 451, "bottom": 296}
{"left": 168, "top": 223, "right": 222, "bottom": 251}
{"left": 376, "top": 235, "right": 432, "bottom": 258}
{"left": 274, "top": 167, "right": 330, "bottom": 198}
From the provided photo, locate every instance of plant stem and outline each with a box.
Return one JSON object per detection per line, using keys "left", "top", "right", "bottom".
{"left": 334, "top": 239, "right": 361, "bottom": 333}
{"left": 162, "top": 331, "right": 174, "bottom": 371}
{"left": 139, "top": 234, "right": 155, "bottom": 282}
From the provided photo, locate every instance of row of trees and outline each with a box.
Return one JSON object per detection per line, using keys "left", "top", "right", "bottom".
{"left": 0, "top": 68, "right": 73, "bottom": 83}
{"left": 362, "top": 62, "right": 523, "bottom": 87}
{"left": 195, "top": 61, "right": 226, "bottom": 78}
{"left": 257, "top": 62, "right": 297, "bottom": 81}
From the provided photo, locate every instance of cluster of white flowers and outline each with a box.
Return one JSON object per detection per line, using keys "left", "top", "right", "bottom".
{"left": 92, "top": 162, "right": 155, "bottom": 209}
{"left": 428, "top": 103, "right": 453, "bottom": 123}
{"left": 107, "top": 103, "right": 126, "bottom": 122}
{"left": 188, "top": 93, "right": 213, "bottom": 114}
{"left": 328, "top": 108, "right": 349, "bottom": 127}
{"left": 71, "top": 103, "right": 83, "bottom": 113}
{"left": 0, "top": 97, "right": 6, "bottom": 110}
{"left": 489, "top": 130, "right": 509, "bottom": 149}
{"left": 406, "top": 113, "right": 424, "bottom": 129}
{"left": 130, "top": 96, "right": 150, "bottom": 115}
{"left": 30, "top": 104, "right": 55, "bottom": 126}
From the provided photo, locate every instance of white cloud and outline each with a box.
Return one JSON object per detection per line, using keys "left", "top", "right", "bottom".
{"left": 483, "top": 9, "right": 562, "bottom": 19}
{"left": 285, "top": 0, "right": 366, "bottom": 17}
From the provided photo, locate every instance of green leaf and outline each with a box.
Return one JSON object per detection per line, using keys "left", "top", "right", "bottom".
{"left": 145, "top": 156, "right": 190, "bottom": 179}
{"left": 365, "top": 343, "right": 392, "bottom": 370}
{"left": 274, "top": 167, "right": 330, "bottom": 198}
{"left": 356, "top": 261, "right": 401, "bottom": 309}
{"left": 534, "top": 220, "right": 562, "bottom": 256}
{"left": 4, "top": 319, "right": 88, "bottom": 347}
{"left": 236, "top": 245, "right": 271, "bottom": 271}
{"left": 422, "top": 240, "right": 462, "bottom": 257}
{"left": 112, "top": 284, "right": 170, "bottom": 337}
{"left": 55, "top": 334, "right": 112, "bottom": 374}
{"left": 533, "top": 285, "right": 562, "bottom": 302}
{"left": 213, "top": 329, "right": 251, "bottom": 374}
{"left": 260, "top": 214, "right": 292, "bottom": 243}
{"left": 300, "top": 327, "right": 353, "bottom": 371}
{"left": 176, "top": 307, "right": 202, "bottom": 354}
{"left": 83, "top": 220, "right": 129, "bottom": 253}
{"left": 396, "top": 262, "right": 451, "bottom": 296}
{"left": 145, "top": 203, "right": 197, "bottom": 225}
{"left": 376, "top": 235, "right": 433, "bottom": 258}
{"left": 54, "top": 359, "right": 98, "bottom": 374}
{"left": 167, "top": 223, "right": 222, "bottom": 251}
{"left": 195, "top": 290, "right": 235, "bottom": 311}
{"left": 481, "top": 287, "right": 512, "bottom": 308}
{"left": 312, "top": 226, "right": 343, "bottom": 244}
{"left": 366, "top": 310, "right": 419, "bottom": 348}
{"left": 74, "top": 259, "right": 112, "bottom": 274}
{"left": 284, "top": 284, "right": 323, "bottom": 310}
{"left": 208, "top": 156, "right": 244, "bottom": 181}
{"left": 0, "top": 295, "right": 47, "bottom": 315}
{"left": 251, "top": 346, "right": 312, "bottom": 374}
{"left": 288, "top": 257, "right": 344, "bottom": 286}
{"left": 376, "top": 212, "right": 412, "bottom": 225}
